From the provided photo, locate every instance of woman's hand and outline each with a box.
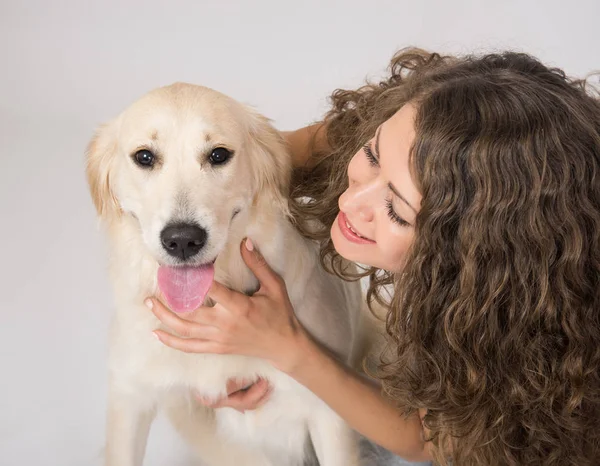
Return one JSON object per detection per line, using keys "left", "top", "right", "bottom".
{"left": 146, "top": 238, "right": 307, "bottom": 374}
{"left": 195, "top": 377, "right": 273, "bottom": 413}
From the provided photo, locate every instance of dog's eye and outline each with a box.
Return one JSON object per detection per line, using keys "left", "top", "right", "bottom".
{"left": 209, "top": 147, "right": 232, "bottom": 166}
{"left": 133, "top": 149, "right": 155, "bottom": 168}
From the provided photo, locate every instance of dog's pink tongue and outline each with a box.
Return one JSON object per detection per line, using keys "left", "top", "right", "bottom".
{"left": 157, "top": 265, "right": 214, "bottom": 313}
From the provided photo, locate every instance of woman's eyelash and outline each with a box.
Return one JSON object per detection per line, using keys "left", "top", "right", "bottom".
{"left": 386, "top": 199, "right": 410, "bottom": 227}
{"left": 362, "top": 141, "right": 410, "bottom": 227}
{"left": 363, "top": 144, "right": 378, "bottom": 166}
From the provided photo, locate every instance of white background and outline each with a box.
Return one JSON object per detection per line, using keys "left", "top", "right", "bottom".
{"left": 1, "top": 1, "right": 598, "bottom": 465}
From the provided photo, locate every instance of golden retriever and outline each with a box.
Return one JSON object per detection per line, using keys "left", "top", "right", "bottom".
{"left": 86, "top": 83, "right": 364, "bottom": 466}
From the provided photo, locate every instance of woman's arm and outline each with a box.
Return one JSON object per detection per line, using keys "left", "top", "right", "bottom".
{"left": 148, "top": 239, "right": 431, "bottom": 462}
{"left": 282, "top": 122, "right": 329, "bottom": 169}
{"left": 291, "top": 331, "right": 430, "bottom": 461}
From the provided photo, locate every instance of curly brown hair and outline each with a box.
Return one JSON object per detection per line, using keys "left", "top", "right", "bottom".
{"left": 290, "top": 48, "right": 600, "bottom": 465}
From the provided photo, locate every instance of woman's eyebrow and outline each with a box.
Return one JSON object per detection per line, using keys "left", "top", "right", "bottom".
{"left": 388, "top": 182, "right": 416, "bottom": 213}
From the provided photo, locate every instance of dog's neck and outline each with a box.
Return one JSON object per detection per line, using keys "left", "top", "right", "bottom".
{"left": 211, "top": 194, "right": 311, "bottom": 297}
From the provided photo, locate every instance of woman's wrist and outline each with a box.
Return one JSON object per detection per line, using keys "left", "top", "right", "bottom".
{"left": 280, "top": 329, "right": 332, "bottom": 384}
{"left": 268, "top": 326, "right": 312, "bottom": 376}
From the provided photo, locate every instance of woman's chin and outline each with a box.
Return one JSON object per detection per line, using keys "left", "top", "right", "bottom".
{"left": 331, "top": 221, "right": 402, "bottom": 272}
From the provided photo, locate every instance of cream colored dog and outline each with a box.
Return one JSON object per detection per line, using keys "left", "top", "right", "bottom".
{"left": 86, "top": 83, "right": 364, "bottom": 466}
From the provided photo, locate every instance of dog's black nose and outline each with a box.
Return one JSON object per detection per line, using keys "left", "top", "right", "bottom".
{"left": 160, "top": 223, "right": 207, "bottom": 260}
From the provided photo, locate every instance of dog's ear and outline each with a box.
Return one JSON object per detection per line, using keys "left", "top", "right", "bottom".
{"left": 85, "top": 119, "right": 121, "bottom": 220}
{"left": 244, "top": 109, "right": 292, "bottom": 214}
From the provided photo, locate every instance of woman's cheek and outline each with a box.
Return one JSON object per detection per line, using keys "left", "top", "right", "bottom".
{"left": 381, "top": 227, "right": 413, "bottom": 270}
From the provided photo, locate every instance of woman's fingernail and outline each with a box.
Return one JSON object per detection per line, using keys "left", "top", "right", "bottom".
{"left": 152, "top": 331, "right": 161, "bottom": 341}
{"left": 245, "top": 238, "right": 254, "bottom": 251}
{"left": 195, "top": 394, "right": 210, "bottom": 405}
{"left": 145, "top": 298, "right": 153, "bottom": 309}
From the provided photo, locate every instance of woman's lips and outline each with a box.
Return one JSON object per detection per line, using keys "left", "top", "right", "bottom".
{"left": 337, "top": 212, "right": 375, "bottom": 244}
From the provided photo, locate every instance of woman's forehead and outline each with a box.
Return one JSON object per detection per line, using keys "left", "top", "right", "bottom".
{"left": 379, "top": 105, "right": 422, "bottom": 211}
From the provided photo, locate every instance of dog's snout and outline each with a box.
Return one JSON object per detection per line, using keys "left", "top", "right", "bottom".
{"left": 160, "top": 223, "right": 207, "bottom": 260}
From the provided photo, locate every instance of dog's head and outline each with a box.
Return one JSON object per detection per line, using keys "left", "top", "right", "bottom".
{"left": 86, "top": 83, "right": 290, "bottom": 309}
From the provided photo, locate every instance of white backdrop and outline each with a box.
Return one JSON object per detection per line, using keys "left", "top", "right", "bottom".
{"left": 1, "top": 1, "right": 598, "bottom": 465}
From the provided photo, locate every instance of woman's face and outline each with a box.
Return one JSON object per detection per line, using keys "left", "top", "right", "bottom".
{"left": 331, "top": 104, "right": 422, "bottom": 272}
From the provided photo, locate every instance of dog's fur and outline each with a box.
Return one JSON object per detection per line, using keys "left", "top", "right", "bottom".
{"left": 86, "top": 83, "right": 366, "bottom": 466}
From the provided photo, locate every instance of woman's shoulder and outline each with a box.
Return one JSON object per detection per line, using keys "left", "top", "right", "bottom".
{"left": 282, "top": 122, "right": 329, "bottom": 169}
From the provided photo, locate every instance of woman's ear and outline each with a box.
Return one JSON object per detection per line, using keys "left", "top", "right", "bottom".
{"left": 85, "top": 118, "right": 121, "bottom": 220}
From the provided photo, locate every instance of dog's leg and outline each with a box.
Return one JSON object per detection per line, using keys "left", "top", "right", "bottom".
{"left": 105, "top": 389, "right": 156, "bottom": 466}
{"left": 166, "top": 398, "right": 275, "bottom": 466}
{"left": 308, "top": 408, "right": 360, "bottom": 466}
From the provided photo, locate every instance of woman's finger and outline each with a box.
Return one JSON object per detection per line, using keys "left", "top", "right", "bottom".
{"left": 194, "top": 380, "right": 272, "bottom": 412}
{"left": 239, "top": 238, "right": 284, "bottom": 293}
{"left": 147, "top": 298, "right": 221, "bottom": 337}
{"left": 195, "top": 393, "right": 237, "bottom": 410}
{"left": 218, "top": 378, "right": 273, "bottom": 411}
{"left": 225, "top": 378, "right": 255, "bottom": 395}
{"left": 153, "top": 330, "right": 227, "bottom": 354}
{"left": 149, "top": 297, "right": 233, "bottom": 329}
{"left": 195, "top": 393, "right": 222, "bottom": 408}
{"left": 207, "top": 280, "right": 250, "bottom": 312}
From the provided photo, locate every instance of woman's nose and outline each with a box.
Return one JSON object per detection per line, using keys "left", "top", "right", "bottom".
{"left": 339, "top": 180, "right": 384, "bottom": 222}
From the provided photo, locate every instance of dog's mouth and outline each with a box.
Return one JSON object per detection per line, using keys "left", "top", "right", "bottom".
{"left": 157, "top": 261, "right": 215, "bottom": 314}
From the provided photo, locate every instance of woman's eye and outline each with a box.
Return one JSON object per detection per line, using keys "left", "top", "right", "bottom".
{"left": 133, "top": 149, "right": 155, "bottom": 168}
{"left": 386, "top": 199, "right": 411, "bottom": 227}
{"left": 363, "top": 144, "right": 378, "bottom": 167}
{"left": 209, "top": 147, "right": 233, "bottom": 165}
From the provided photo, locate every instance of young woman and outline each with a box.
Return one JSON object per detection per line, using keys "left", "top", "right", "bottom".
{"left": 146, "top": 48, "right": 600, "bottom": 465}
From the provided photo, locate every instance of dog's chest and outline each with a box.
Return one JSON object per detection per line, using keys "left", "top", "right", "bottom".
{"left": 111, "top": 309, "right": 275, "bottom": 398}
{"left": 108, "top": 224, "right": 313, "bottom": 398}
